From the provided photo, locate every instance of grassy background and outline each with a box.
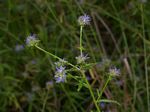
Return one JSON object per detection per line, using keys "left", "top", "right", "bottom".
{"left": 0, "top": 0, "right": 150, "bottom": 112}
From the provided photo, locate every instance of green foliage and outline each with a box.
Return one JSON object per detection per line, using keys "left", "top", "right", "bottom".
{"left": 0, "top": 0, "right": 150, "bottom": 112}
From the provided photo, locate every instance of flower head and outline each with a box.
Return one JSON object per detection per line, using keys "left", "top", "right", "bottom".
{"left": 46, "top": 81, "right": 53, "bottom": 89}
{"left": 54, "top": 59, "right": 67, "bottom": 67}
{"left": 26, "top": 34, "right": 40, "bottom": 47}
{"left": 54, "top": 66, "right": 67, "bottom": 83}
{"left": 15, "top": 44, "right": 24, "bottom": 52}
{"left": 76, "top": 54, "right": 89, "bottom": 64}
{"left": 78, "top": 14, "right": 91, "bottom": 26}
{"left": 109, "top": 67, "right": 120, "bottom": 77}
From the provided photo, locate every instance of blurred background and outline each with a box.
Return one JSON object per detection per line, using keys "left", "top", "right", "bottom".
{"left": 0, "top": 0, "right": 150, "bottom": 112}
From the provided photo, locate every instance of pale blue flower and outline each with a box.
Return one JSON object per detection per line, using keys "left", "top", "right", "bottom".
{"left": 54, "top": 66, "right": 67, "bottom": 83}
{"left": 26, "top": 34, "right": 39, "bottom": 47}
{"left": 78, "top": 14, "right": 91, "bottom": 26}
{"left": 109, "top": 67, "right": 120, "bottom": 76}
{"left": 75, "top": 54, "right": 89, "bottom": 64}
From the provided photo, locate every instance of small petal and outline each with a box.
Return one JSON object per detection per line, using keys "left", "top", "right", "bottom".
{"left": 56, "top": 66, "right": 66, "bottom": 73}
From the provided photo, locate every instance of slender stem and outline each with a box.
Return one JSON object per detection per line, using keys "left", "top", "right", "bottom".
{"left": 79, "top": 19, "right": 99, "bottom": 111}
{"left": 35, "top": 45, "right": 79, "bottom": 70}
{"left": 35, "top": 45, "right": 62, "bottom": 60}
{"left": 80, "top": 26, "right": 83, "bottom": 56}
{"left": 81, "top": 71, "right": 101, "bottom": 112}
{"left": 141, "top": 4, "right": 149, "bottom": 112}
{"left": 42, "top": 90, "right": 49, "bottom": 112}
{"left": 97, "top": 75, "right": 112, "bottom": 102}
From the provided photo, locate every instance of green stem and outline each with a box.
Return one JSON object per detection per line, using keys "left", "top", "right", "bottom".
{"left": 42, "top": 90, "right": 49, "bottom": 112}
{"left": 140, "top": 4, "right": 149, "bottom": 112}
{"left": 97, "top": 75, "right": 112, "bottom": 102}
{"left": 35, "top": 45, "right": 79, "bottom": 70}
{"left": 81, "top": 71, "right": 101, "bottom": 112}
{"left": 80, "top": 26, "right": 83, "bottom": 56}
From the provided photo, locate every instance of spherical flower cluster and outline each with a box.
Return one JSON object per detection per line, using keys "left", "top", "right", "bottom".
{"left": 78, "top": 14, "right": 91, "bottom": 26}
{"left": 54, "top": 66, "right": 66, "bottom": 83}
{"left": 75, "top": 54, "right": 89, "bottom": 64}
{"left": 54, "top": 59, "right": 67, "bottom": 83}
{"left": 26, "top": 34, "right": 40, "bottom": 47}
{"left": 109, "top": 67, "right": 120, "bottom": 77}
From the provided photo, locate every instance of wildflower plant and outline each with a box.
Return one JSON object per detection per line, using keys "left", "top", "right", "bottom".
{"left": 26, "top": 13, "right": 121, "bottom": 112}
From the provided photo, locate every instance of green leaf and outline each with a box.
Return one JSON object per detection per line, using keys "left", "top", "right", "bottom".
{"left": 98, "top": 99, "right": 121, "bottom": 106}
